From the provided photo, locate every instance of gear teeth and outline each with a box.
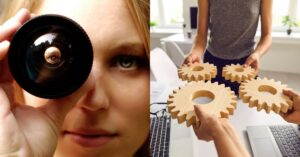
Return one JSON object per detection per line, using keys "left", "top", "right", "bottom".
{"left": 173, "top": 89, "right": 179, "bottom": 94}
{"left": 280, "top": 103, "right": 289, "bottom": 113}
{"left": 241, "top": 94, "right": 251, "bottom": 103}
{"left": 170, "top": 109, "right": 180, "bottom": 119}
{"left": 249, "top": 98, "right": 258, "bottom": 108}
{"left": 167, "top": 98, "right": 174, "bottom": 105}
{"left": 222, "top": 64, "right": 255, "bottom": 83}
{"left": 239, "top": 78, "right": 293, "bottom": 114}
{"left": 205, "top": 73, "right": 211, "bottom": 80}
{"left": 272, "top": 103, "right": 281, "bottom": 114}
{"left": 265, "top": 104, "right": 272, "bottom": 113}
{"left": 178, "top": 62, "right": 217, "bottom": 82}
{"left": 220, "top": 110, "right": 229, "bottom": 118}
{"left": 167, "top": 103, "right": 175, "bottom": 111}
{"left": 186, "top": 111, "right": 196, "bottom": 127}
{"left": 177, "top": 112, "right": 187, "bottom": 124}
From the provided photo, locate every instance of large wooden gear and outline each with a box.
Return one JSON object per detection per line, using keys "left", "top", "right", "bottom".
{"left": 239, "top": 77, "right": 293, "bottom": 114}
{"left": 222, "top": 64, "right": 256, "bottom": 83}
{"left": 178, "top": 62, "right": 217, "bottom": 82}
{"left": 167, "top": 81, "right": 237, "bottom": 127}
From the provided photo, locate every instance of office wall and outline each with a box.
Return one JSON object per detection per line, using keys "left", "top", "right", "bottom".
{"left": 261, "top": 42, "right": 300, "bottom": 74}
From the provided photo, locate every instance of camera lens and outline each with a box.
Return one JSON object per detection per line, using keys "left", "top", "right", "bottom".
{"left": 8, "top": 15, "right": 93, "bottom": 99}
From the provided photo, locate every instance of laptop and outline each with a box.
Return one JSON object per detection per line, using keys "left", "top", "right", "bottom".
{"left": 150, "top": 115, "right": 194, "bottom": 157}
{"left": 150, "top": 81, "right": 193, "bottom": 157}
{"left": 247, "top": 125, "right": 300, "bottom": 157}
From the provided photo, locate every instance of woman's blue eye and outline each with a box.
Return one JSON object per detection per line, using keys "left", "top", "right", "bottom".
{"left": 111, "top": 54, "right": 148, "bottom": 70}
{"left": 118, "top": 55, "right": 135, "bottom": 68}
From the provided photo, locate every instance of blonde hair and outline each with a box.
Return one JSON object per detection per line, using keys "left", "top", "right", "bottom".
{"left": 0, "top": 0, "right": 42, "bottom": 24}
{"left": 126, "top": 0, "right": 150, "bottom": 59}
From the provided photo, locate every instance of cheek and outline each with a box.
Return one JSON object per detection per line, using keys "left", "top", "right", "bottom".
{"left": 23, "top": 90, "right": 49, "bottom": 107}
{"left": 114, "top": 75, "right": 149, "bottom": 145}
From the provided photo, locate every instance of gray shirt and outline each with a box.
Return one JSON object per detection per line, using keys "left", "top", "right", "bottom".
{"left": 207, "top": 0, "right": 261, "bottom": 60}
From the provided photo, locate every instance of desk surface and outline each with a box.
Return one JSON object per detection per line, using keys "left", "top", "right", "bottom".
{"left": 151, "top": 81, "right": 292, "bottom": 157}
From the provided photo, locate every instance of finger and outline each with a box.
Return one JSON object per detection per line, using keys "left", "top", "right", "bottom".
{"left": 283, "top": 89, "right": 298, "bottom": 99}
{"left": 39, "top": 74, "right": 95, "bottom": 126}
{"left": 192, "top": 123, "right": 199, "bottom": 131}
{"left": 183, "top": 58, "right": 189, "bottom": 65}
{"left": 0, "top": 85, "right": 12, "bottom": 118}
{"left": 30, "top": 13, "right": 36, "bottom": 19}
{"left": 0, "top": 8, "right": 31, "bottom": 41}
{"left": 281, "top": 113, "right": 299, "bottom": 124}
{"left": 0, "top": 41, "right": 10, "bottom": 60}
{"left": 243, "top": 57, "right": 254, "bottom": 67}
{"left": 194, "top": 105, "right": 207, "bottom": 120}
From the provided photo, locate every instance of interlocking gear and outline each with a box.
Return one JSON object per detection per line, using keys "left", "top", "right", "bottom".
{"left": 222, "top": 64, "right": 256, "bottom": 83}
{"left": 167, "top": 81, "right": 237, "bottom": 127}
{"left": 239, "top": 77, "right": 293, "bottom": 114}
{"left": 178, "top": 62, "right": 217, "bottom": 82}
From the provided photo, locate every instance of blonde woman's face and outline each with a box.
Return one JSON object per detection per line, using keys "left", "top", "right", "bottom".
{"left": 23, "top": 0, "right": 149, "bottom": 156}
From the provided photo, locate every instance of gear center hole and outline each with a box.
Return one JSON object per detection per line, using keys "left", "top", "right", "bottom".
{"left": 235, "top": 67, "right": 244, "bottom": 72}
{"left": 192, "top": 66, "right": 204, "bottom": 71}
{"left": 192, "top": 90, "right": 215, "bottom": 104}
{"left": 258, "top": 85, "right": 277, "bottom": 95}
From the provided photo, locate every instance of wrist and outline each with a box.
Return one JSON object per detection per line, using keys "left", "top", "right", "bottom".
{"left": 252, "top": 51, "right": 262, "bottom": 58}
{"left": 211, "top": 126, "right": 226, "bottom": 141}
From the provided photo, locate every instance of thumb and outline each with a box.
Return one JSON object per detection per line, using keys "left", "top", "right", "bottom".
{"left": 39, "top": 74, "right": 95, "bottom": 127}
{"left": 283, "top": 89, "right": 298, "bottom": 100}
{"left": 280, "top": 112, "right": 300, "bottom": 124}
{"left": 244, "top": 57, "right": 254, "bottom": 67}
{"left": 194, "top": 105, "right": 207, "bottom": 120}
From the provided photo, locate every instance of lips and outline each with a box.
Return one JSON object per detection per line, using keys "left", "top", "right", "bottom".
{"left": 64, "top": 129, "right": 118, "bottom": 148}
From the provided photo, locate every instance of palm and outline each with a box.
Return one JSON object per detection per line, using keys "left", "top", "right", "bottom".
{"left": 1, "top": 98, "right": 58, "bottom": 157}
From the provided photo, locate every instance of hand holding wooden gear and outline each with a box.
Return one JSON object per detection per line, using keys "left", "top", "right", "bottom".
{"left": 222, "top": 64, "right": 256, "bottom": 83}
{"left": 167, "top": 81, "right": 237, "bottom": 127}
{"left": 239, "top": 77, "right": 293, "bottom": 114}
{"left": 178, "top": 62, "right": 217, "bottom": 82}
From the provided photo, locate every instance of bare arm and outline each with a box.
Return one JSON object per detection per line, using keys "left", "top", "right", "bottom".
{"left": 244, "top": 0, "right": 272, "bottom": 71}
{"left": 183, "top": 0, "right": 209, "bottom": 65}
{"left": 193, "top": 105, "right": 250, "bottom": 157}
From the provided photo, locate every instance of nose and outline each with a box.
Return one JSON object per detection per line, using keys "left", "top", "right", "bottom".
{"left": 77, "top": 70, "right": 110, "bottom": 111}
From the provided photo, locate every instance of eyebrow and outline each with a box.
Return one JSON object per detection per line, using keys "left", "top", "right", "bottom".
{"left": 110, "top": 40, "right": 145, "bottom": 56}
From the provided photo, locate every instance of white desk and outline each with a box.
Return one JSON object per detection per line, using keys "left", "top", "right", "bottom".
{"left": 151, "top": 81, "right": 294, "bottom": 157}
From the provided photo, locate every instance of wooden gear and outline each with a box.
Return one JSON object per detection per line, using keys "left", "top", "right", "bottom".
{"left": 178, "top": 62, "right": 217, "bottom": 82}
{"left": 239, "top": 77, "right": 293, "bottom": 114}
{"left": 222, "top": 64, "right": 256, "bottom": 83}
{"left": 167, "top": 81, "right": 237, "bottom": 127}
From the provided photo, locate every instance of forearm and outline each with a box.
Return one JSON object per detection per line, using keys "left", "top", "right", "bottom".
{"left": 253, "top": 33, "right": 272, "bottom": 57}
{"left": 254, "top": 0, "right": 272, "bottom": 57}
{"left": 190, "top": 0, "right": 209, "bottom": 56}
{"left": 190, "top": 32, "right": 207, "bottom": 55}
{"left": 213, "top": 123, "right": 250, "bottom": 157}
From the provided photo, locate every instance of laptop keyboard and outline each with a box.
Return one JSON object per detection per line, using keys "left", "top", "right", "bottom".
{"left": 270, "top": 125, "right": 300, "bottom": 157}
{"left": 150, "top": 116, "right": 171, "bottom": 157}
